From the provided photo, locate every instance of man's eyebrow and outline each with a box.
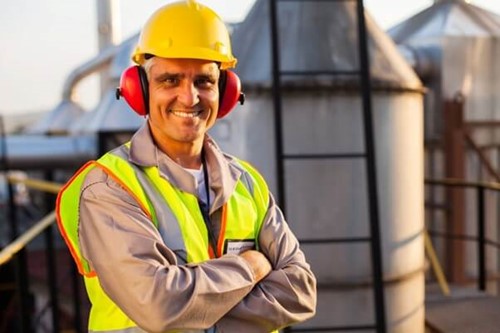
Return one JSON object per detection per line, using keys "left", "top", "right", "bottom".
{"left": 195, "top": 73, "right": 218, "bottom": 81}
{"left": 153, "top": 72, "right": 218, "bottom": 82}
{"left": 154, "top": 72, "right": 182, "bottom": 82}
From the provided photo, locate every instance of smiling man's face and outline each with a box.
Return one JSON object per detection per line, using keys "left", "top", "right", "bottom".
{"left": 147, "top": 57, "right": 220, "bottom": 152}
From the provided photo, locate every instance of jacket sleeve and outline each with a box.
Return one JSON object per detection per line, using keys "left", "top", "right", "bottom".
{"left": 78, "top": 168, "right": 258, "bottom": 333}
{"left": 216, "top": 194, "right": 317, "bottom": 332}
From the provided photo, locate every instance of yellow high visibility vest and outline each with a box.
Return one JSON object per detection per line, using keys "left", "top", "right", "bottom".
{"left": 56, "top": 143, "right": 271, "bottom": 332}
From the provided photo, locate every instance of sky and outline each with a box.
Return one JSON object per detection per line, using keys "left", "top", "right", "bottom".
{"left": 1, "top": 0, "right": 500, "bottom": 116}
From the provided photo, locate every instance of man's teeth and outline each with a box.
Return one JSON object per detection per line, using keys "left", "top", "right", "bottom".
{"left": 170, "top": 110, "right": 203, "bottom": 118}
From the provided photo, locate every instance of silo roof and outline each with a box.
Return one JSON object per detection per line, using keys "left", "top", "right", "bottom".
{"left": 389, "top": 1, "right": 500, "bottom": 43}
{"left": 231, "top": 0, "right": 422, "bottom": 92}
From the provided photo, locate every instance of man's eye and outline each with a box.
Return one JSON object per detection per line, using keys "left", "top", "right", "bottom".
{"left": 196, "top": 78, "right": 214, "bottom": 87}
{"left": 163, "top": 78, "right": 178, "bottom": 84}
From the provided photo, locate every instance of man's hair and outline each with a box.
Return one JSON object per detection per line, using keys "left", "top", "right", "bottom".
{"left": 142, "top": 57, "right": 155, "bottom": 80}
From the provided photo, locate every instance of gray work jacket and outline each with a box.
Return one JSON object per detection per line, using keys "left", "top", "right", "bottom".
{"left": 79, "top": 124, "right": 316, "bottom": 332}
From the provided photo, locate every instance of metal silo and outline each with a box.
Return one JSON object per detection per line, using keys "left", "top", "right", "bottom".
{"left": 389, "top": 0, "right": 500, "bottom": 287}
{"left": 210, "top": 0, "right": 425, "bottom": 331}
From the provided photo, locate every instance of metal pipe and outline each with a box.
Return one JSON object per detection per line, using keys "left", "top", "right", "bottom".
{"left": 45, "top": 224, "right": 60, "bottom": 332}
{"left": 96, "top": 0, "right": 121, "bottom": 97}
{"left": 62, "top": 0, "right": 121, "bottom": 102}
{"left": 44, "top": 171, "right": 60, "bottom": 332}
{"left": 0, "top": 135, "right": 97, "bottom": 170}
{"left": 96, "top": 0, "right": 121, "bottom": 50}
{"left": 477, "top": 186, "right": 486, "bottom": 291}
{"left": 7, "top": 175, "right": 62, "bottom": 194}
{"left": 0, "top": 212, "right": 56, "bottom": 267}
{"left": 62, "top": 45, "right": 119, "bottom": 101}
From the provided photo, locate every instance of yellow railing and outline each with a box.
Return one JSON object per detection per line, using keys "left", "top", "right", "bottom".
{"left": 425, "top": 230, "right": 450, "bottom": 296}
{"left": 7, "top": 174, "right": 61, "bottom": 194}
{"left": 0, "top": 211, "right": 56, "bottom": 266}
{"left": 0, "top": 174, "right": 62, "bottom": 266}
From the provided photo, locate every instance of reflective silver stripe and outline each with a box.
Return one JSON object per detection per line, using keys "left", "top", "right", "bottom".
{"left": 111, "top": 146, "right": 188, "bottom": 264}
{"left": 233, "top": 161, "right": 255, "bottom": 196}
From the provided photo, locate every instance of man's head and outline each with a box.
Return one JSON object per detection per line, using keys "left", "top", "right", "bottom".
{"left": 117, "top": 0, "right": 243, "bottom": 119}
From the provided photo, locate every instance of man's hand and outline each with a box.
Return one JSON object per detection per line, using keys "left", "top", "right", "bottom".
{"left": 239, "top": 250, "right": 272, "bottom": 282}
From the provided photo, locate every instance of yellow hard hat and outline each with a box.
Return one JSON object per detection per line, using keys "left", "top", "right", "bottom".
{"left": 132, "top": 0, "right": 237, "bottom": 69}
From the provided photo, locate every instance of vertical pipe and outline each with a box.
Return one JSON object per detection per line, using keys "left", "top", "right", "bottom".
{"left": 356, "top": 1, "right": 386, "bottom": 332}
{"left": 443, "top": 98, "right": 466, "bottom": 282}
{"left": 44, "top": 170, "right": 59, "bottom": 333}
{"left": 44, "top": 224, "right": 60, "bottom": 332}
{"left": 498, "top": 147, "right": 500, "bottom": 294}
{"left": 477, "top": 186, "right": 486, "bottom": 291}
{"left": 7, "top": 188, "right": 32, "bottom": 333}
{"left": 96, "top": 0, "right": 121, "bottom": 96}
{"left": 269, "top": 0, "right": 286, "bottom": 211}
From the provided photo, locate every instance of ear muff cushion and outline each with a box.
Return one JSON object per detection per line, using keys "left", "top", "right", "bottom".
{"left": 218, "top": 70, "right": 242, "bottom": 119}
{"left": 119, "top": 66, "right": 149, "bottom": 116}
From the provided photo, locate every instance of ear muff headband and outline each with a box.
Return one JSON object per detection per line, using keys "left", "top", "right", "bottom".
{"left": 117, "top": 66, "right": 244, "bottom": 118}
{"left": 138, "top": 67, "right": 149, "bottom": 115}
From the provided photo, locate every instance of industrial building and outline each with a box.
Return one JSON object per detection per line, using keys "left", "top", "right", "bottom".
{"left": 1, "top": 0, "right": 499, "bottom": 332}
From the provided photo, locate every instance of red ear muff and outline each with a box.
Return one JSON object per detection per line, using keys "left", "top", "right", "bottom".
{"left": 116, "top": 66, "right": 149, "bottom": 116}
{"left": 116, "top": 66, "right": 244, "bottom": 118}
{"left": 218, "top": 70, "right": 245, "bottom": 119}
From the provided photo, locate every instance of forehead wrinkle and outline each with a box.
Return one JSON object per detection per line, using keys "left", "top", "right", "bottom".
{"left": 153, "top": 69, "right": 219, "bottom": 83}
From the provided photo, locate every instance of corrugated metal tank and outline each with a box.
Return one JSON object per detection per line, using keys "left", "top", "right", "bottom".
{"left": 210, "top": 1, "right": 425, "bottom": 331}
{"left": 389, "top": 0, "right": 500, "bottom": 289}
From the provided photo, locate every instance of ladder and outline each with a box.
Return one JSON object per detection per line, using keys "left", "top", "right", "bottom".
{"left": 268, "top": 0, "right": 387, "bottom": 331}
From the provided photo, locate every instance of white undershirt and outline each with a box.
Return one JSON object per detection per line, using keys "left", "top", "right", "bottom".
{"left": 184, "top": 167, "right": 208, "bottom": 204}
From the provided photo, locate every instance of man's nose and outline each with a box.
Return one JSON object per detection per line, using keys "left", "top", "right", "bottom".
{"left": 177, "top": 82, "right": 200, "bottom": 107}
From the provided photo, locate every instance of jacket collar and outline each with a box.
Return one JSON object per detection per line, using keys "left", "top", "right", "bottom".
{"left": 128, "top": 123, "right": 241, "bottom": 212}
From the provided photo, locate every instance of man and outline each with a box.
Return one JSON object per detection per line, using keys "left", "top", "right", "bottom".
{"left": 56, "top": 1, "right": 316, "bottom": 332}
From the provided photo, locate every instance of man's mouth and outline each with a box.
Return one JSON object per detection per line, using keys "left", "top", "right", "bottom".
{"left": 169, "top": 109, "right": 204, "bottom": 118}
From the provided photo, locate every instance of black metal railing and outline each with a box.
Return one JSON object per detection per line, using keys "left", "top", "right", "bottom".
{"left": 425, "top": 178, "right": 500, "bottom": 292}
{"left": 0, "top": 175, "right": 86, "bottom": 333}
